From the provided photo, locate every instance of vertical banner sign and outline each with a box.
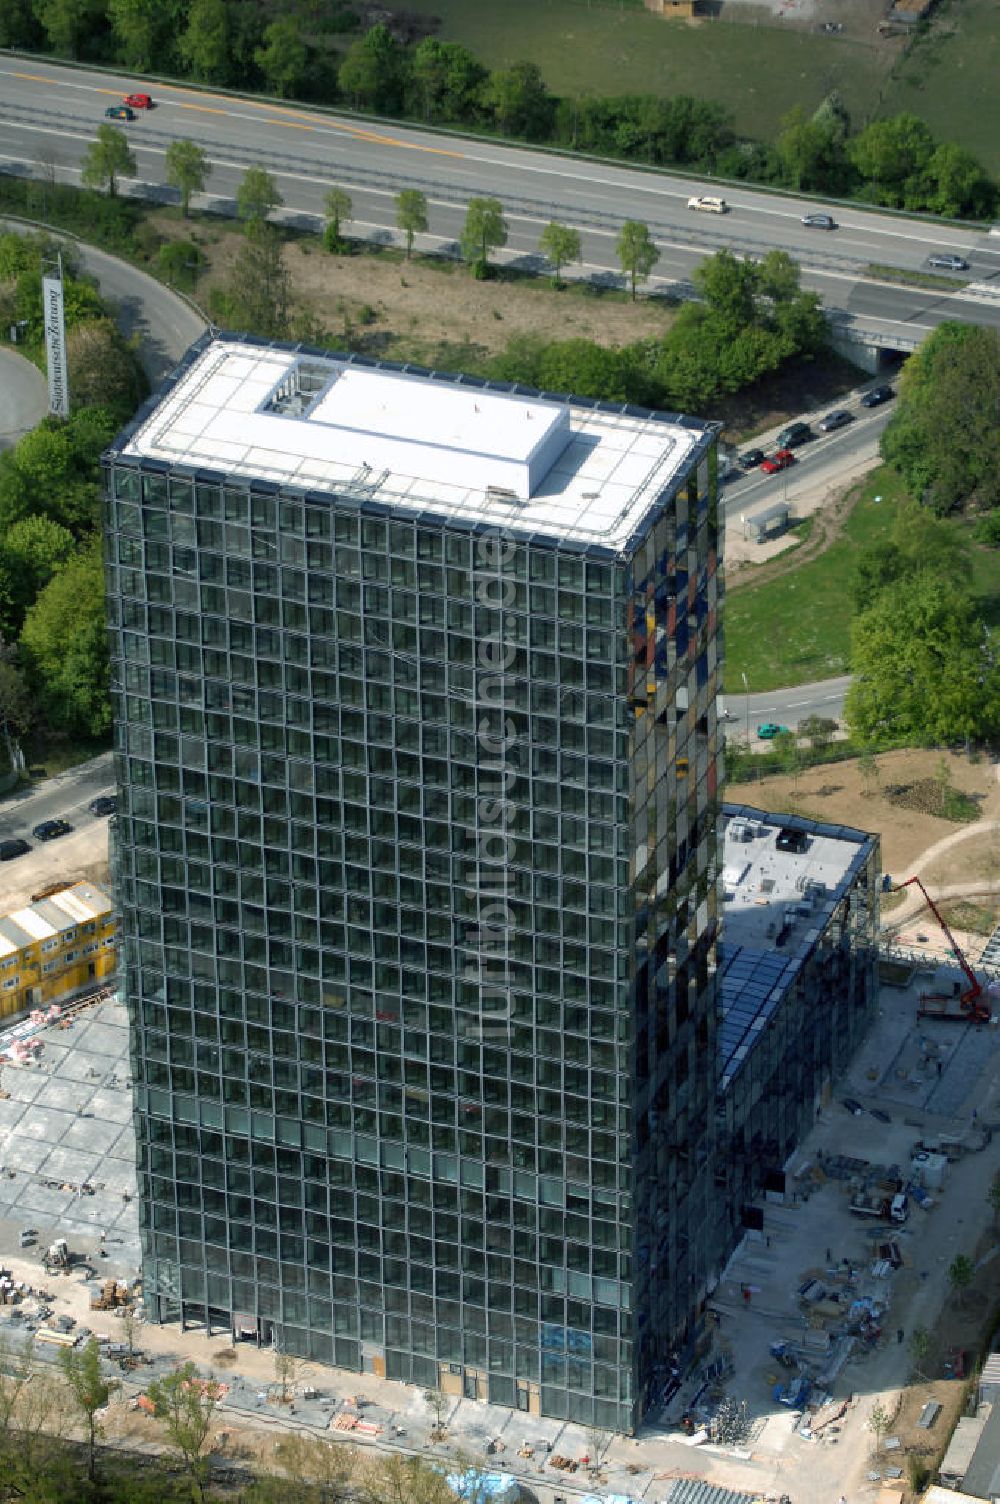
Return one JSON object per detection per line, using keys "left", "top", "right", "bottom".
{"left": 42, "top": 266, "right": 69, "bottom": 418}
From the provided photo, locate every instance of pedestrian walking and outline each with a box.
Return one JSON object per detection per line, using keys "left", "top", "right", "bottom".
{"left": 897, "top": 1328, "right": 904, "bottom": 1344}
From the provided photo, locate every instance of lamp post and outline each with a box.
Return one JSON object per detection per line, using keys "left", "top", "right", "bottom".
{"left": 741, "top": 671, "right": 750, "bottom": 746}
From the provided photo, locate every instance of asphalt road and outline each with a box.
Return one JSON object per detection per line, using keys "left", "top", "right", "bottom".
{"left": 738, "top": 675, "right": 852, "bottom": 733}
{"left": 2, "top": 59, "right": 1000, "bottom": 347}
{"left": 0, "top": 344, "right": 47, "bottom": 448}
{"left": 0, "top": 749, "right": 114, "bottom": 847}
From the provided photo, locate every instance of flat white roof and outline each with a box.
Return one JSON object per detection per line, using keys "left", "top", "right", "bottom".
{"left": 120, "top": 340, "right": 707, "bottom": 550}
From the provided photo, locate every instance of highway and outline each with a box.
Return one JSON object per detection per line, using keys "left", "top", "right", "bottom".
{"left": 3, "top": 58, "right": 1000, "bottom": 347}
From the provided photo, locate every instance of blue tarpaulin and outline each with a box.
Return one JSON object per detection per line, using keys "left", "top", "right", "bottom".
{"left": 446, "top": 1470, "right": 519, "bottom": 1501}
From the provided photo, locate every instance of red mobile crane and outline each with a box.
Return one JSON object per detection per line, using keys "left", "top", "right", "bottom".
{"left": 893, "top": 875, "right": 990, "bottom": 1024}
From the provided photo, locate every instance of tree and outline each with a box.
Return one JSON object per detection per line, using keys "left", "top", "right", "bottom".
{"left": 773, "top": 728, "right": 802, "bottom": 787}
{"left": 395, "top": 189, "right": 428, "bottom": 260}
{"left": 845, "top": 575, "right": 999, "bottom": 748}
{"left": 881, "top": 322, "right": 1000, "bottom": 516}
{"left": 324, "top": 186, "right": 353, "bottom": 250}
{"left": 868, "top": 1398, "right": 890, "bottom": 1455}
{"left": 539, "top": 221, "right": 581, "bottom": 285}
{"left": 460, "top": 197, "right": 508, "bottom": 274}
{"left": 908, "top": 1324, "right": 932, "bottom": 1380}
{"left": 989, "top": 1174, "right": 1000, "bottom": 1227}
{"left": 20, "top": 541, "right": 111, "bottom": 739}
{"left": 616, "top": 220, "right": 659, "bottom": 301}
{"left": 67, "top": 320, "right": 146, "bottom": 420}
{"left": 0, "top": 1334, "right": 71, "bottom": 1502}
{"left": 35, "top": 0, "right": 102, "bottom": 58}
{"left": 224, "top": 222, "right": 290, "bottom": 338}
{"left": 410, "top": 38, "right": 485, "bottom": 123}
{"left": 0, "top": 652, "right": 33, "bottom": 739}
{"left": 797, "top": 715, "right": 837, "bottom": 752}
{"left": 948, "top": 1253, "right": 974, "bottom": 1305}
{"left": 237, "top": 167, "right": 282, "bottom": 228}
{"left": 480, "top": 61, "right": 554, "bottom": 141}
{"left": 270, "top": 1433, "right": 357, "bottom": 1499}
{"left": 776, "top": 105, "right": 847, "bottom": 194}
{"left": 57, "top": 1337, "right": 119, "bottom": 1483}
{"left": 0, "top": 0, "right": 40, "bottom": 49}
{"left": 338, "top": 24, "right": 405, "bottom": 114}
{"left": 849, "top": 113, "right": 934, "bottom": 207}
{"left": 107, "top": 0, "right": 162, "bottom": 71}
{"left": 273, "top": 1346, "right": 300, "bottom": 1405}
{"left": 179, "top": 0, "right": 231, "bottom": 84}
{"left": 0, "top": 515, "right": 75, "bottom": 637}
{"left": 80, "top": 124, "right": 136, "bottom": 199}
{"left": 145, "top": 1363, "right": 224, "bottom": 1504}
{"left": 857, "top": 746, "right": 880, "bottom": 797}
{"left": 255, "top": 17, "right": 308, "bottom": 100}
{"left": 166, "top": 139, "right": 209, "bottom": 218}
{"left": 424, "top": 1387, "right": 448, "bottom": 1436}
{"left": 360, "top": 1453, "right": 455, "bottom": 1504}
{"left": 927, "top": 141, "right": 995, "bottom": 219}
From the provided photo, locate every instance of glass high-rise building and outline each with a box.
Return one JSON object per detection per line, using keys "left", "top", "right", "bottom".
{"left": 104, "top": 334, "right": 724, "bottom": 1432}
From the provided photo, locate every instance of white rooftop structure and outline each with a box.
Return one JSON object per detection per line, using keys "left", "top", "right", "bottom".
{"left": 121, "top": 340, "right": 707, "bottom": 550}
{"left": 722, "top": 812, "right": 863, "bottom": 954}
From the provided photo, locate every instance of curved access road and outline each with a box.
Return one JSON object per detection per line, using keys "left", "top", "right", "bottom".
{"left": 1, "top": 214, "right": 207, "bottom": 384}
{"left": 0, "top": 345, "right": 47, "bottom": 448}
{"left": 1, "top": 57, "right": 1000, "bottom": 349}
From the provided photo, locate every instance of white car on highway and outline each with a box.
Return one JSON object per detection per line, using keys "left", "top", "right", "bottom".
{"left": 687, "top": 195, "right": 728, "bottom": 214}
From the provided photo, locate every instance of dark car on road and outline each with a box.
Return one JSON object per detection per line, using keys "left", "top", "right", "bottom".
{"left": 776, "top": 421, "right": 813, "bottom": 449}
{"left": 105, "top": 105, "right": 135, "bottom": 121}
{"left": 802, "top": 213, "right": 837, "bottom": 230}
{"left": 740, "top": 448, "right": 765, "bottom": 469}
{"left": 842, "top": 1098, "right": 864, "bottom": 1116}
{"left": 818, "top": 409, "right": 853, "bottom": 432}
{"left": 0, "top": 838, "right": 30, "bottom": 861}
{"left": 32, "top": 818, "right": 73, "bottom": 842}
{"left": 757, "top": 722, "right": 789, "bottom": 739}
{"left": 89, "top": 796, "right": 117, "bottom": 818}
{"left": 861, "top": 384, "right": 895, "bottom": 408}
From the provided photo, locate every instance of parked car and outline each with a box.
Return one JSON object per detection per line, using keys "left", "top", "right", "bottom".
{"left": 739, "top": 448, "right": 765, "bottom": 469}
{"left": 802, "top": 212, "right": 837, "bottom": 230}
{"left": 123, "top": 92, "right": 153, "bottom": 109}
{"left": 818, "top": 409, "right": 853, "bottom": 432}
{"left": 687, "top": 195, "right": 728, "bottom": 214}
{"left": 756, "top": 723, "right": 789, "bottom": 740}
{"left": 776, "top": 421, "right": 813, "bottom": 449}
{"left": 841, "top": 1098, "right": 864, "bottom": 1116}
{"left": 870, "top": 1107, "right": 892, "bottom": 1124}
{"left": 760, "top": 448, "right": 796, "bottom": 474}
{"left": 860, "top": 384, "right": 895, "bottom": 408}
{"left": 32, "top": 818, "right": 73, "bottom": 842}
{"left": 105, "top": 105, "right": 135, "bottom": 121}
{"left": 89, "top": 796, "right": 117, "bottom": 818}
{"left": 927, "top": 252, "right": 969, "bottom": 272}
{"left": 0, "top": 838, "right": 31, "bottom": 861}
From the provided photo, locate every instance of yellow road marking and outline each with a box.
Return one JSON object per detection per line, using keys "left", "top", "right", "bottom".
{"left": 6, "top": 69, "right": 463, "bottom": 160}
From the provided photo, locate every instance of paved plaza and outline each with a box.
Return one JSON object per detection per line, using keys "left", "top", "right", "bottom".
{"left": 0, "top": 994, "right": 140, "bottom": 1273}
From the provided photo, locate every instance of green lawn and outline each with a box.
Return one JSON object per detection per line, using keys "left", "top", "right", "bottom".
{"left": 724, "top": 467, "right": 908, "bottom": 694}
{"left": 878, "top": 0, "right": 1000, "bottom": 176}
{"left": 398, "top": 0, "right": 892, "bottom": 145}
{"left": 724, "top": 466, "right": 1000, "bottom": 692}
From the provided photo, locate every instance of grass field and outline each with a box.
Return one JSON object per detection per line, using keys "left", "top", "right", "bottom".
{"left": 395, "top": 0, "right": 893, "bottom": 145}
{"left": 879, "top": 0, "right": 1000, "bottom": 176}
{"left": 724, "top": 464, "right": 1000, "bottom": 692}
{"left": 724, "top": 467, "right": 906, "bottom": 693}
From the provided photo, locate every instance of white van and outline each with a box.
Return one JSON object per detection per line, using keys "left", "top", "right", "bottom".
{"left": 688, "top": 195, "right": 728, "bottom": 214}
{"left": 890, "top": 1193, "right": 909, "bottom": 1224}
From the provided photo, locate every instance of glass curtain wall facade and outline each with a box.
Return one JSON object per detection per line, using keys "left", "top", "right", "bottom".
{"left": 104, "top": 337, "right": 723, "bottom": 1434}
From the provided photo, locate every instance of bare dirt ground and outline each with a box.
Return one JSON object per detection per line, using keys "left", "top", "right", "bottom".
{"left": 153, "top": 214, "right": 862, "bottom": 439}
{"left": 729, "top": 747, "right": 1000, "bottom": 875}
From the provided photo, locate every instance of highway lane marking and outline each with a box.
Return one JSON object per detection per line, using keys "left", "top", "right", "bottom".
{"left": 0, "top": 65, "right": 463, "bottom": 158}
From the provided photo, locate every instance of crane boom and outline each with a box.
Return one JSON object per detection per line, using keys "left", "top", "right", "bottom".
{"left": 893, "top": 875, "right": 987, "bottom": 1018}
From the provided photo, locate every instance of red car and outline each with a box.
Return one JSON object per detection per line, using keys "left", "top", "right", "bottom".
{"left": 760, "top": 448, "right": 796, "bottom": 475}
{"left": 123, "top": 92, "right": 153, "bottom": 109}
